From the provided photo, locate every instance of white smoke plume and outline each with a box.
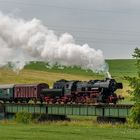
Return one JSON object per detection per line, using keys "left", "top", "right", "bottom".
{"left": 106, "top": 72, "right": 112, "bottom": 79}
{"left": 0, "top": 12, "right": 107, "bottom": 72}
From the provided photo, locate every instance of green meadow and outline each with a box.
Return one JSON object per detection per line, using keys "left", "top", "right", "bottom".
{"left": 0, "top": 121, "right": 140, "bottom": 140}
{"left": 24, "top": 59, "right": 137, "bottom": 77}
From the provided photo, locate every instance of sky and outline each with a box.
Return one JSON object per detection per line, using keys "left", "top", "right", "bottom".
{"left": 0, "top": 0, "right": 140, "bottom": 59}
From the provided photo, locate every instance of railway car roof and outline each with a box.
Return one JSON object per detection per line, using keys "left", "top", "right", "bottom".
{"left": 14, "top": 83, "right": 48, "bottom": 87}
{"left": 0, "top": 84, "right": 15, "bottom": 89}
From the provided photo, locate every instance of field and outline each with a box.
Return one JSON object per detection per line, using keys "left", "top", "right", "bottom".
{"left": 0, "top": 121, "right": 140, "bottom": 140}
{"left": 107, "top": 59, "right": 137, "bottom": 77}
{"left": 24, "top": 59, "right": 137, "bottom": 77}
{"left": 0, "top": 59, "right": 137, "bottom": 83}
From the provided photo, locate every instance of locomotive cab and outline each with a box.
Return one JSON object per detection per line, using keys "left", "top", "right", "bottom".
{"left": 64, "top": 81, "right": 78, "bottom": 96}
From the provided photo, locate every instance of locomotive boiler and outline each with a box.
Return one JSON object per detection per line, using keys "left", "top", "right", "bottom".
{"left": 41, "top": 78, "right": 123, "bottom": 104}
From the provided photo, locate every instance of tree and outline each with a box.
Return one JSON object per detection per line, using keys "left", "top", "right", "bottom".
{"left": 126, "top": 48, "right": 140, "bottom": 123}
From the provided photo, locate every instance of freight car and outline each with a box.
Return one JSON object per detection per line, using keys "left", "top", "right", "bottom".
{"left": 0, "top": 78, "right": 123, "bottom": 104}
{"left": 0, "top": 84, "right": 14, "bottom": 103}
{"left": 0, "top": 83, "right": 49, "bottom": 103}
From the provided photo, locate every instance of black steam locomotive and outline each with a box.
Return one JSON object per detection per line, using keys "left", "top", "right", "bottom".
{"left": 41, "top": 78, "right": 123, "bottom": 104}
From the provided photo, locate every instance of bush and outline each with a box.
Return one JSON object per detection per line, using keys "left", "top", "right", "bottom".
{"left": 126, "top": 48, "right": 140, "bottom": 124}
{"left": 15, "top": 112, "right": 33, "bottom": 124}
{"left": 128, "top": 103, "right": 140, "bottom": 124}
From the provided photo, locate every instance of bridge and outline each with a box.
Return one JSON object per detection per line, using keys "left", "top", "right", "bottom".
{"left": 0, "top": 103, "right": 132, "bottom": 122}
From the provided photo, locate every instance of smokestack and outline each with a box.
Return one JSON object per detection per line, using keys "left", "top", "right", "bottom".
{"left": 0, "top": 11, "right": 107, "bottom": 72}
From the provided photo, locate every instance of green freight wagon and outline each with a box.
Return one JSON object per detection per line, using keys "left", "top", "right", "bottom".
{"left": 0, "top": 84, "right": 14, "bottom": 102}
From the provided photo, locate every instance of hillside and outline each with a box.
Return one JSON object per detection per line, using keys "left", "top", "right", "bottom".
{"left": 106, "top": 59, "right": 137, "bottom": 77}
{"left": 24, "top": 59, "right": 137, "bottom": 78}
{"left": 0, "top": 59, "right": 137, "bottom": 99}
{"left": 0, "top": 69, "right": 96, "bottom": 86}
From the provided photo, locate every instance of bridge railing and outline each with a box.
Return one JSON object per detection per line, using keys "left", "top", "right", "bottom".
{"left": 4, "top": 103, "right": 132, "bottom": 118}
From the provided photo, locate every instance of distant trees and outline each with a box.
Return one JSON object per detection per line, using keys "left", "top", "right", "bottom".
{"left": 126, "top": 48, "right": 140, "bottom": 123}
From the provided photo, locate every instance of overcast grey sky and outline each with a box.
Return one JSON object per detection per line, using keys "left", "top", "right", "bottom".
{"left": 0, "top": 0, "right": 140, "bottom": 59}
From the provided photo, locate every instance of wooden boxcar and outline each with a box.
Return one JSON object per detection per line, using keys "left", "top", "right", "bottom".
{"left": 14, "top": 83, "right": 49, "bottom": 103}
{"left": 0, "top": 84, "right": 14, "bottom": 102}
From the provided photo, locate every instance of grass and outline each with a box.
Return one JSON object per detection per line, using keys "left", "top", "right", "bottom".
{"left": 24, "top": 59, "right": 137, "bottom": 77}
{"left": 0, "top": 59, "right": 136, "bottom": 85}
{"left": 0, "top": 121, "right": 140, "bottom": 140}
{"left": 0, "top": 68, "right": 101, "bottom": 86}
{"left": 107, "top": 59, "right": 137, "bottom": 77}
{"left": 24, "top": 62, "right": 102, "bottom": 77}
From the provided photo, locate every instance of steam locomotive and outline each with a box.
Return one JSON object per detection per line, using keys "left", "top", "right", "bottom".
{"left": 42, "top": 78, "right": 123, "bottom": 104}
{"left": 0, "top": 78, "right": 123, "bottom": 104}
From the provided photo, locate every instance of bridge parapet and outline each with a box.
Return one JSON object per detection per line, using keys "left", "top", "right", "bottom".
{"left": 3, "top": 103, "right": 132, "bottom": 118}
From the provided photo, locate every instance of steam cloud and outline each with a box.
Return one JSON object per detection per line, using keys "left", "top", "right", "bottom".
{"left": 0, "top": 12, "right": 107, "bottom": 72}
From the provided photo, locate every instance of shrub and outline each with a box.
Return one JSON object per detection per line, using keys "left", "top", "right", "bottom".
{"left": 126, "top": 48, "right": 140, "bottom": 124}
{"left": 128, "top": 103, "right": 140, "bottom": 124}
{"left": 15, "top": 112, "right": 33, "bottom": 124}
